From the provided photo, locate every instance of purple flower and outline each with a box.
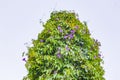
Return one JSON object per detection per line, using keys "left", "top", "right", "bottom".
{"left": 69, "top": 34, "right": 74, "bottom": 39}
{"left": 40, "top": 39, "right": 44, "bottom": 42}
{"left": 98, "top": 54, "right": 101, "bottom": 57}
{"left": 22, "top": 58, "right": 26, "bottom": 62}
{"left": 70, "top": 30, "right": 75, "bottom": 34}
{"left": 94, "top": 54, "right": 102, "bottom": 59}
{"left": 64, "top": 35, "right": 68, "bottom": 39}
{"left": 58, "top": 26, "right": 63, "bottom": 32}
{"left": 57, "top": 53, "right": 62, "bottom": 58}
{"left": 94, "top": 56, "right": 97, "bottom": 59}
{"left": 66, "top": 45, "right": 70, "bottom": 51}
{"left": 59, "top": 29, "right": 63, "bottom": 32}
{"left": 75, "top": 26, "right": 79, "bottom": 29}
{"left": 58, "top": 26, "right": 61, "bottom": 30}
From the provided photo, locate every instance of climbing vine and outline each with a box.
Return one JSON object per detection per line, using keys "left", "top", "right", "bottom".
{"left": 23, "top": 11, "right": 105, "bottom": 80}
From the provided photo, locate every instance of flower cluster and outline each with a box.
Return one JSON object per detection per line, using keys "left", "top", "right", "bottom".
{"left": 64, "top": 29, "right": 76, "bottom": 39}
{"left": 57, "top": 26, "right": 79, "bottom": 40}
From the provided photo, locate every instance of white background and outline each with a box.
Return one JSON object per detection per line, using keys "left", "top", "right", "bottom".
{"left": 0, "top": 0, "right": 120, "bottom": 80}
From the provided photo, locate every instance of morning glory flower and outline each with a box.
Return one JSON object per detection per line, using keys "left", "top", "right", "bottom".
{"left": 70, "top": 30, "right": 75, "bottom": 34}
{"left": 75, "top": 26, "right": 79, "bottom": 29}
{"left": 66, "top": 45, "right": 70, "bottom": 51}
{"left": 94, "top": 56, "right": 97, "bottom": 59}
{"left": 59, "top": 29, "right": 63, "bottom": 32}
{"left": 57, "top": 53, "right": 62, "bottom": 58}
{"left": 98, "top": 54, "right": 101, "bottom": 57}
{"left": 64, "top": 35, "right": 68, "bottom": 39}
{"left": 94, "top": 54, "right": 102, "bottom": 59}
{"left": 40, "top": 39, "right": 44, "bottom": 42}
{"left": 58, "top": 26, "right": 63, "bottom": 32}
{"left": 22, "top": 58, "right": 26, "bottom": 62}
{"left": 58, "top": 26, "right": 61, "bottom": 30}
{"left": 69, "top": 34, "right": 74, "bottom": 39}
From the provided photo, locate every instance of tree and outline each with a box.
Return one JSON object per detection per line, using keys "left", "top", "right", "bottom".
{"left": 23, "top": 11, "right": 105, "bottom": 80}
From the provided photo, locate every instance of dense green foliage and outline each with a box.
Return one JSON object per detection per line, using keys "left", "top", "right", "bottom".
{"left": 23, "top": 11, "right": 105, "bottom": 80}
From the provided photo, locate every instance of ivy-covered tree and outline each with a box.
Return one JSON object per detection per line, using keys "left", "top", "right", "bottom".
{"left": 23, "top": 11, "right": 105, "bottom": 80}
